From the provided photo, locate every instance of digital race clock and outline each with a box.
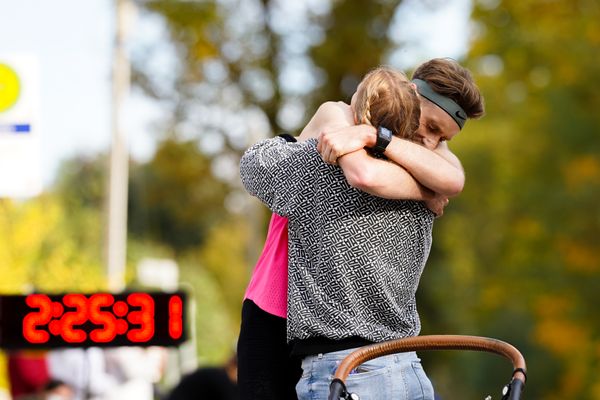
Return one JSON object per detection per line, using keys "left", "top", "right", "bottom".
{"left": 0, "top": 292, "right": 187, "bottom": 349}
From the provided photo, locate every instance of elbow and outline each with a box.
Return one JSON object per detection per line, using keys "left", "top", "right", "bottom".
{"left": 442, "top": 175, "right": 465, "bottom": 198}
{"left": 239, "top": 154, "right": 263, "bottom": 197}
{"left": 345, "top": 165, "right": 377, "bottom": 191}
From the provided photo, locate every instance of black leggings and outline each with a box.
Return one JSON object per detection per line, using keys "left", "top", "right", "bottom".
{"left": 237, "top": 299, "right": 301, "bottom": 400}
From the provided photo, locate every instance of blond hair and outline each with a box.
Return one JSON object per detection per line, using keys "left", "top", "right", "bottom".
{"left": 353, "top": 66, "right": 420, "bottom": 141}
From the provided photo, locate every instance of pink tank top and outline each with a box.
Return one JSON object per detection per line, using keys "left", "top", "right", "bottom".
{"left": 244, "top": 213, "right": 288, "bottom": 318}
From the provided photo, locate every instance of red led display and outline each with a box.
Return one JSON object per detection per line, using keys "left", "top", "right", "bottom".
{"left": 62, "top": 294, "right": 88, "bottom": 343}
{"left": 23, "top": 294, "right": 52, "bottom": 344}
{"left": 126, "top": 293, "right": 155, "bottom": 343}
{"left": 89, "top": 293, "right": 117, "bottom": 343}
{"left": 168, "top": 295, "right": 183, "bottom": 340}
{"left": 1, "top": 292, "right": 187, "bottom": 349}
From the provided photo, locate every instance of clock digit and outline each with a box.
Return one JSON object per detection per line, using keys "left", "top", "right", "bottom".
{"left": 61, "top": 294, "right": 88, "bottom": 343}
{"left": 89, "top": 294, "right": 117, "bottom": 343}
{"left": 168, "top": 295, "right": 183, "bottom": 340}
{"left": 22, "top": 294, "right": 53, "bottom": 344}
{"left": 126, "top": 293, "right": 155, "bottom": 343}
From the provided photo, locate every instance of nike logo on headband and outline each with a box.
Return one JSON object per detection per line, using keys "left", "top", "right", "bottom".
{"left": 413, "top": 79, "right": 467, "bottom": 129}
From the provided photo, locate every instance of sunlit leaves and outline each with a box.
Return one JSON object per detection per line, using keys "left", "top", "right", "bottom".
{"left": 424, "top": 0, "right": 600, "bottom": 398}
{"left": 0, "top": 197, "right": 105, "bottom": 294}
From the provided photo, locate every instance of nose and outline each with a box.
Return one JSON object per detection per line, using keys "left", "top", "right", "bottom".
{"left": 418, "top": 135, "right": 437, "bottom": 150}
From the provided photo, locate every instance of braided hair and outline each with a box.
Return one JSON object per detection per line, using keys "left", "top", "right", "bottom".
{"left": 353, "top": 66, "right": 420, "bottom": 141}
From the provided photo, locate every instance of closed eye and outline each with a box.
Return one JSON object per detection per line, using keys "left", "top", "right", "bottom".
{"left": 427, "top": 124, "right": 440, "bottom": 133}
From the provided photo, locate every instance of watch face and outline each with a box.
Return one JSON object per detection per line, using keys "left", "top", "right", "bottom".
{"left": 0, "top": 292, "right": 187, "bottom": 349}
{"left": 379, "top": 126, "right": 393, "bottom": 140}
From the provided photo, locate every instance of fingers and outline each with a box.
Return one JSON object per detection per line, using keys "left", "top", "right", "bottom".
{"left": 323, "top": 149, "right": 332, "bottom": 164}
{"left": 323, "top": 148, "right": 339, "bottom": 165}
{"left": 318, "top": 134, "right": 340, "bottom": 164}
{"left": 316, "top": 131, "right": 325, "bottom": 153}
{"left": 319, "top": 144, "right": 333, "bottom": 164}
{"left": 431, "top": 197, "right": 449, "bottom": 218}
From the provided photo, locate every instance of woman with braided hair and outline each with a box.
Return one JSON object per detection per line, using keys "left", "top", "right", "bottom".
{"left": 352, "top": 66, "right": 421, "bottom": 142}
{"left": 238, "top": 61, "right": 483, "bottom": 399}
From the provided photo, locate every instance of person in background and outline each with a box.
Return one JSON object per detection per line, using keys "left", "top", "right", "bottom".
{"left": 46, "top": 348, "right": 116, "bottom": 400}
{"left": 18, "top": 379, "right": 75, "bottom": 400}
{"left": 166, "top": 355, "right": 238, "bottom": 400}
{"left": 7, "top": 350, "right": 50, "bottom": 399}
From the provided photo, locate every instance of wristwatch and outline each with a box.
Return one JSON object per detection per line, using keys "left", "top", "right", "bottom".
{"left": 372, "top": 126, "right": 393, "bottom": 155}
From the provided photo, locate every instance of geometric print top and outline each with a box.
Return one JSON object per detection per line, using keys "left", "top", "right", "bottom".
{"left": 240, "top": 137, "right": 434, "bottom": 343}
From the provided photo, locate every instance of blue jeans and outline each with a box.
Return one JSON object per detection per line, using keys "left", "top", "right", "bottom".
{"left": 296, "top": 348, "right": 435, "bottom": 400}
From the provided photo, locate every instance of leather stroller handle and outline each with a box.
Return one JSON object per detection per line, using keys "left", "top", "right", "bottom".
{"left": 331, "top": 335, "right": 526, "bottom": 400}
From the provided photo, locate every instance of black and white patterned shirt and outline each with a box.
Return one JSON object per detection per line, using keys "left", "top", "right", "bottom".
{"left": 240, "top": 137, "right": 434, "bottom": 344}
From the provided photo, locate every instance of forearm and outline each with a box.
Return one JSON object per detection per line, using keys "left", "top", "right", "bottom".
{"left": 357, "top": 130, "right": 464, "bottom": 196}
{"left": 384, "top": 138, "right": 464, "bottom": 196}
{"left": 319, "top": 124, "right": 464, "bottom": 196}
{"left": 338, "top": 150, "right": 434, "bottom": 200}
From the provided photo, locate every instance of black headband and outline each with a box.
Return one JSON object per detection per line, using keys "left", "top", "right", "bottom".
{"left": 412, "top": 79, "right": 467, "bottom": 129}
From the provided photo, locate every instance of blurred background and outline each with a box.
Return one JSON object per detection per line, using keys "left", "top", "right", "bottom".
{"left": 0, "top": 0, "right": 599, "bottom": 399}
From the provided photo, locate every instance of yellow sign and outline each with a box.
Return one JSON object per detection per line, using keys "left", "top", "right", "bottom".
{"left": 0, "top": 56, "right": 41, "bottom": 197}
{"left": 0, "top": 63, "right": 21, "bottom": 112}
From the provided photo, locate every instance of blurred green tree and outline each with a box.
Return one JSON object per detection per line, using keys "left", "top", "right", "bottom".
{"left": 128, "top": 138, "right": 229, "bottom": 253}
{"left": 0, "top": 155, "right": 108, "bottom": 295}
{"left": 417, "top": 1, "right": 600, "bottom": 398}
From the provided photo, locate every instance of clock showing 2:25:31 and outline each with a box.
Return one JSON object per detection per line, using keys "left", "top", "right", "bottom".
{"left": 0, "top": 292, "right": 188, "bottom": 349}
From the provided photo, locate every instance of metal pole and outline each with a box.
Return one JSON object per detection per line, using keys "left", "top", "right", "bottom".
{"left": 106, "top": 0, "right": 133, "bottom": 292}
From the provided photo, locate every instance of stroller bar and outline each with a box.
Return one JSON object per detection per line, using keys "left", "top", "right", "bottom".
{"left": 329, "top": 335, "right": 527, "bottom": 400}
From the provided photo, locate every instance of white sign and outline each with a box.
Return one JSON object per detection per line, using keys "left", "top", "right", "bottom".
{"left": 137, "top": 257, "right": 180, "bottom": 291}
{"left": 0, "top": 54, "right": 42, "bottom": 198}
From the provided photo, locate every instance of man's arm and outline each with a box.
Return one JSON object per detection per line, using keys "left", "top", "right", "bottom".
{"left": 304, "top": 104, "right": 448, "bottom": 199}
{"left": 318, "top": 125, "right": 465, "bottom": 197}
{"left": 384, "top": 138, "right": 464, "bottom": 196}
{"left": 303, "top": 104, "right": 453, "bottom": 214}
{"left": 338, "top": 150, "right": 429, "bottom": 200}
{"left": 338, "top": 150, "right": 449, "bottom": 216}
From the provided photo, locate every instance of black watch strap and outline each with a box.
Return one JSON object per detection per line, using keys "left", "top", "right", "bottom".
{"left": 278, "top": 133, "right": 297, "bottom": 143}
{"left": 372, "top": 126, "right": 393, "bottom": 155}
